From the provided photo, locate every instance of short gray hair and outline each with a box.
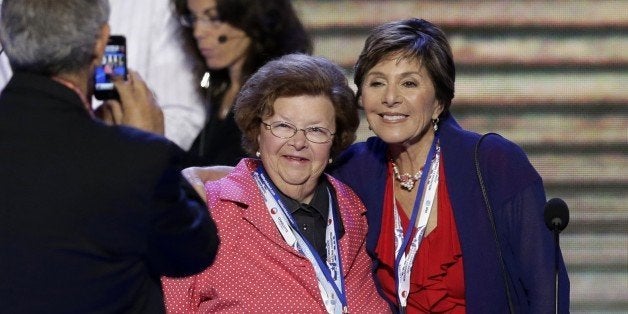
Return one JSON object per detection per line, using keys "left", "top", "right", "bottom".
{"left": 0, "top": 0, "right": 110, "bottom": 76}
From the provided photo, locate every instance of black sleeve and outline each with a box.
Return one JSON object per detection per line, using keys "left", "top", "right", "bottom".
{"left": 145, "top": 147, "right": 220, "bottom": 277}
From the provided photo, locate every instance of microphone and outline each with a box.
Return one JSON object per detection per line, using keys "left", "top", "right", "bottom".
{"left": 544, "top": 197, "right": 569, "bottom": 314}
{"left": 218, "top": 34, "right": 246, "bottom": 44}
{"left": 544, "top": 198, "right": 569, "bottom": 232}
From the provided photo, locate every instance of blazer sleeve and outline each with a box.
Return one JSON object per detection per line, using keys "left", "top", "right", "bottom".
{"left": 499, "top": 179, "right": 570, "bottom": 313}
{"left": 481, "top": 135, "right": 570, "bottom": 312}
{"left": 145, "top": 143, "right": 220, "bottom": 278}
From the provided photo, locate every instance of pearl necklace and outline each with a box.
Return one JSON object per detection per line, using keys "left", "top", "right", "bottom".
{"left": 391, "top": 161, "right": 423, "bottom": 191}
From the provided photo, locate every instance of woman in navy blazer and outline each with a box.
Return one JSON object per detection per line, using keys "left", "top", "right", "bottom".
{"left": 329, "top": 18, "right": 569, "bottom": 313}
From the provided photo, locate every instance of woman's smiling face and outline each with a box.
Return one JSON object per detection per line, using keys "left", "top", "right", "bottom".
{"left": 257, "top": 94, "right": 335, "bottom": 202}
{"left": 360, "top": 54, "right": 443, "bottom": 146}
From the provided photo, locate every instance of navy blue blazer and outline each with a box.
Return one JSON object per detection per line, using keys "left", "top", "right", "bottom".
{"left": 0, "top": 72, "right": 219, "bottom": 313}
{"left": 331, "top": 113, "right": 569, "bottom": 313}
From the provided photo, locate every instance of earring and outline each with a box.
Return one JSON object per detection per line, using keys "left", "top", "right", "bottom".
{"left": 328, "top": 158, "right": 333, "bottom": 164}
{"left": 432, "top": 118, "right": 440, "bottom": 132}
{"left": 255, "top": 151, "right": 261, "bottom": 158}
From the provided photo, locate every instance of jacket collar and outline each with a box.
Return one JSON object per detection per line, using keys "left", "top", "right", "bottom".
{"left": 2, "top": 72, "right": 92, "bottom": 118}
{"left": 211, "top": 158, "right": 363, "bottom": 275}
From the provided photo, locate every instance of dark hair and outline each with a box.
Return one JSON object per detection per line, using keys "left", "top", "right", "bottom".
{"left": 354, "top": 18, "right": 455, "bottom": 114}
{"left": 171, "top": 0, "right": 312, "bottom": 102}
{"left": 0, "top": 0, "right": 109, "bottom": 76}
{"left": 234, "top": 54, "right": 358, "bottom": 158}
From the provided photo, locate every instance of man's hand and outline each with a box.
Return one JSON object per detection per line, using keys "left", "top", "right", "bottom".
{"left": 181, "top": 166, "right": 233, "bottom": 203}
{"left": 98, "top": 70, "right": 164, "bottom": 135}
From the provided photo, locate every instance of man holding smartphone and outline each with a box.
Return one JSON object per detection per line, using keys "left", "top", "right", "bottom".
{"left": 0, "top": 0, "right": 219, "bottom": 313}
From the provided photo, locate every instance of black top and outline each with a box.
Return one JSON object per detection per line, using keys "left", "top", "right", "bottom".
{"left": 184, "top": 104, "right": 247, "bottom": 167}
{"left": 277, "top": 179, "right": 345, "bottom": 260}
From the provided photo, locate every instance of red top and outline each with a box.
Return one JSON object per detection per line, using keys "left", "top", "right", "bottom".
{"left": 375, "top": 160, "right": 466, "bottom": 313}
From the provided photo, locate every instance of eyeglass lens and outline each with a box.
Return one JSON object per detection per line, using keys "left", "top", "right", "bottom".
{"left": 265, "top": 122, "right": 333, "bottom": 143}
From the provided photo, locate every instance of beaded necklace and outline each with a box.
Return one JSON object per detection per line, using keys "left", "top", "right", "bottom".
{"left": 390, "top": 161, "right": 423, "bottom": 191}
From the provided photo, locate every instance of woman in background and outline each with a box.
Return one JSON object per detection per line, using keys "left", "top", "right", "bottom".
{"left": 172, "top": 0, "right": 312, "bottom": 166}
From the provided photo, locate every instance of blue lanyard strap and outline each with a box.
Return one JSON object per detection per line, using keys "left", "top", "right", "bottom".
{"left": 393, "top": 135, "right": 440, "bottom": 309}
{"left": 254, "top": 166, "right": 348, "bottom": 313}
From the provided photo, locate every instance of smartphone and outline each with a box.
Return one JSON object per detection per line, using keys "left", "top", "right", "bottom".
{"left": 94, "top": 35, "right": 127, "bottom": 100}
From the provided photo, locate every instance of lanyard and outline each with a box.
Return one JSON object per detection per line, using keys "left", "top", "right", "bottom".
{"left": 393, "top": 137, "right": 440, "bottom": 311}
{"left": 253, "top": 167, "right": 348, "bottom": 314}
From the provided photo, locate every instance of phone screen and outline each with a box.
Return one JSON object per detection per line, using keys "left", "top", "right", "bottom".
{"left": 94, "top": 35, "right": 126, "bottom": 100}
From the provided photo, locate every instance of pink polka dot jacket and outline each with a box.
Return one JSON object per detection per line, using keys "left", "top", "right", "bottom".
{"left": 162, "top": 158, "right": 390, "bottom": 313}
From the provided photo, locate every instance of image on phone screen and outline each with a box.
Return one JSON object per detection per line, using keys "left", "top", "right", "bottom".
{"left": 94, "top": 35, "right": 126, "bottom": 100}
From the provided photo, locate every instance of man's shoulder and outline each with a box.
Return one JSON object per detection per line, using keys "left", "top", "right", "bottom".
{"left": 95, "top": 122, "right": 178, "bottom": 152}
{"left": 86, "top": 124, "right": 184, "bottom": 177}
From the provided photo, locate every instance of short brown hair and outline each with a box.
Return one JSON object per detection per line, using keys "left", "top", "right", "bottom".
{"left": 354, "top": 18, "right": 455, "bottom": 114}
{"left": 235, "top": 54, "right": 358, "bottom": 158}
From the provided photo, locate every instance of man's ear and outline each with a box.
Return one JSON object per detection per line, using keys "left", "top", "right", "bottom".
{"left": 92, "top": 24, "right": 110, "bottom": 67}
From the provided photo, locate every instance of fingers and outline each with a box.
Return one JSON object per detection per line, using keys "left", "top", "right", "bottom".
{"left": 104, "top": 100, "right": 123, "bottom": 124}
{"left": 112, "top": 71, "right": 151, "bottom": 105}
{"left": 183, "top": 166, "right": 232, "bottom": 183}
{"left": 182, "top": 167, "right": 208, "bottom": 202}
{"left": 95, "top": 101, "right": 123, "bottom": 125}
{"left": 182, "top": 167, "right": 205, "bottom": 186}
{"left": 109, "top": 70, "right": 165, "bottom": 135}
{"left": 94, "top": 103, "right": 110, "bottom": 124}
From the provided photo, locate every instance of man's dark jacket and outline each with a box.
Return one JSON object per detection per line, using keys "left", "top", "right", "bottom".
{"left": 0, "top": 72, "right": 219, "bottom": 313}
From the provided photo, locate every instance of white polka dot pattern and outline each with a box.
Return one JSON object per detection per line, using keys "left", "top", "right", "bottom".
{"left": 162, "top": 159, "right": 390, "bottom": 313}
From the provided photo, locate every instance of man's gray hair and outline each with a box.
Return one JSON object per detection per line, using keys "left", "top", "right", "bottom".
{"left": 0, "top": 0, "right": 110, "bottom": 76}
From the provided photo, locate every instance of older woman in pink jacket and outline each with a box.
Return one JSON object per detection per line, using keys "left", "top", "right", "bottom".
{"left": 162, "top": 54, "right": 389, "bottom": 313}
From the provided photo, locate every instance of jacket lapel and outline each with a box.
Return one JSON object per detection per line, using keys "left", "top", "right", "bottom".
{"left": 219, "top": 159, "right": 307, "bottom": 261}
{"left": 327, "top": 175, "right": 366, "bottom": 277}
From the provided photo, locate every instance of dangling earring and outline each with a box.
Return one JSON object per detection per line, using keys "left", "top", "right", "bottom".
{"left": 432, "top": 117, "right": 440, "bottom": 132}
{"left": 255, "top": 151, "right": 261, "bottom": 158}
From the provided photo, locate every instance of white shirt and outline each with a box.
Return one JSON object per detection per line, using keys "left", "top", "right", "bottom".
{"left": 0, "top": 2, "right": 6, "bottom": 87}
{"left": 0, "top": 38, "right": 10, "bottom": 91}
{"left": 107, "top": 0, "right": 206, "bottom": 150}
{"left": 0, "top": 0, "right": 206, "bottom": 150}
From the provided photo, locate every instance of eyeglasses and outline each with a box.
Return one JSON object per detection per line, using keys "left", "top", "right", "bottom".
{"left": 179, "top": 11, "right": 222, "bottom": 28}
{"left": 262, "top": 121, "right": 335, "bottom": 144}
